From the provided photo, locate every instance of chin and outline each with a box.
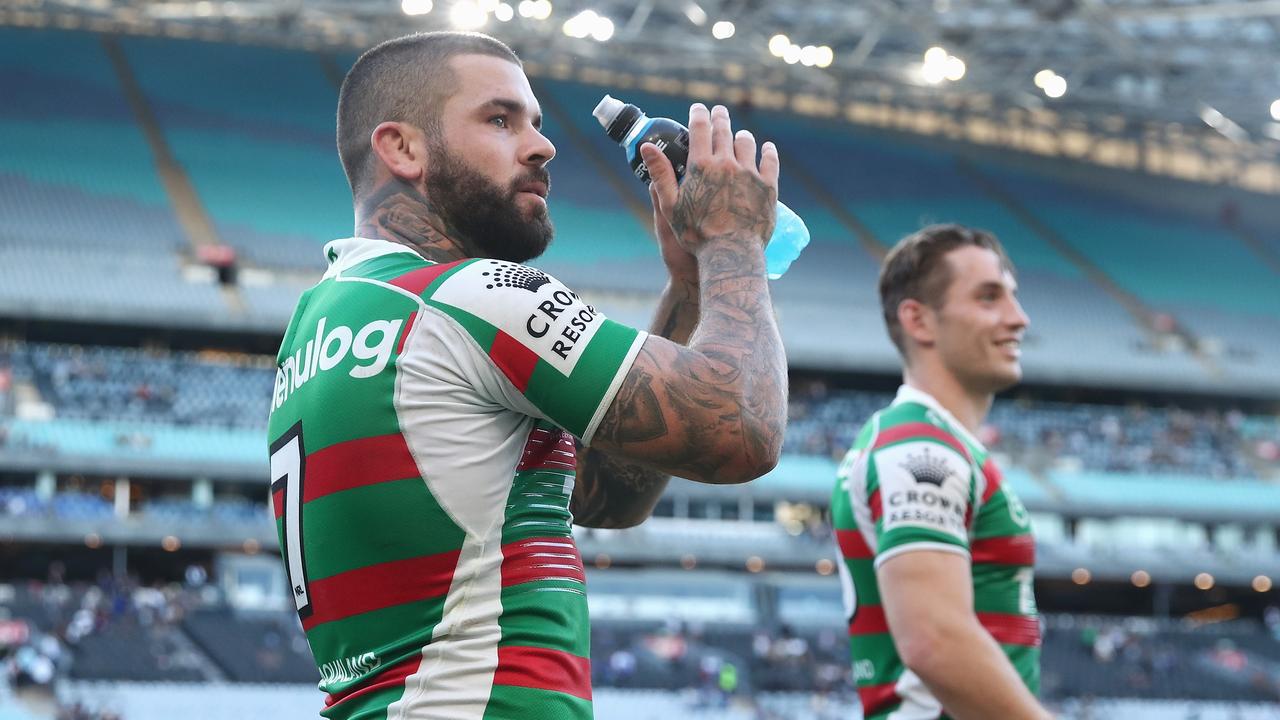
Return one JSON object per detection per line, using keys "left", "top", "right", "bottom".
{"left": 991, "top": 365, "right": 1023, "bottom": 392}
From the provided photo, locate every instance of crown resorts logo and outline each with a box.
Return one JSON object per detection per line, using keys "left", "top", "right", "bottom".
{"left": 900, "top": 447, "right": 955, "bottom": 487}
{"left": 482, "top": 261, "right": 552, "bottom": 293}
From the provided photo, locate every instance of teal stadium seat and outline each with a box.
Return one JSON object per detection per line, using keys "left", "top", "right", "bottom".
{"left": 0, "top": 29, "right": 229, "bottom": 320}
{"left": 121, "top": 37, "right": 351, "bottom": 272}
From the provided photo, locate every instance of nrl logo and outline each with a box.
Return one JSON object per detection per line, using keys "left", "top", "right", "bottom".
{"left": 900, "top": 447, "right": 955, "bottom": 487}
{"left": 482, "top": 261, "right": 551, "bottom": 294}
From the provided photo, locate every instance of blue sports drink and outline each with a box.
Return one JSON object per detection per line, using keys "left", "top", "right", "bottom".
{"left": 593, "top": 95, "right": 809, "bottom": 279}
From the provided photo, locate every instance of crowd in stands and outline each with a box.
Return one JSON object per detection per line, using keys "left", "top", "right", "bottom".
{"left": 0, "top": 342, "right": 274, "bottom": 430}
{"left": 8, "top": 565, "right": 1280, "bottom": 708}
{"left": 0, "top": 342, "right": 1273, "bottom": 482}
{"left": 787, "top": 379, "right": 1277, "bottom": 480}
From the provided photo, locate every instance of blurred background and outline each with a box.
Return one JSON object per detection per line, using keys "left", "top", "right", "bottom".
{"left": 0, "top": 0, "right": 1279, "bottom": 718}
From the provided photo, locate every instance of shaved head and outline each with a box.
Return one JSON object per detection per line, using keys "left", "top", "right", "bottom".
{"left": 336, "top": 31, "right": 521, "bottom": 198}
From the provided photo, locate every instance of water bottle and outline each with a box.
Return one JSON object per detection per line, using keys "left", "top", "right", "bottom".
{"left": 592, "top": 95, "right": 809, "bottom": 279}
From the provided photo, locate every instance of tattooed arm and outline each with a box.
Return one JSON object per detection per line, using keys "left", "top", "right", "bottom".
{"left": 572, "top": 186, "right": 699, "bottom": 528}
{"left": 574, "top": 104, "right": 788, "bottom": 525}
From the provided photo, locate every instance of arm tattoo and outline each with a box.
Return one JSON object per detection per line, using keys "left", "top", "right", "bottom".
{"left": 587, "top": 163, "right": 788, "bottom": 487}
{"left": 572, "top": 277, "right": 696, "bottom": 528}
{"left": 354, "top": 177, "right": 475, "bottom": 264}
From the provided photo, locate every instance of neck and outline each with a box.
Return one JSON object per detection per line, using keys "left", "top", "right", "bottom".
{"left": 902, "top": 363, "right": 992, "bottom": 435}
{"left": 354, "top": 177, "right": 476, "bottom": 263}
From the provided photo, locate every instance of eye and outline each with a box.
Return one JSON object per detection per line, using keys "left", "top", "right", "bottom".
{"left": 489, "top": 115, "right": 509, "bottom": 129}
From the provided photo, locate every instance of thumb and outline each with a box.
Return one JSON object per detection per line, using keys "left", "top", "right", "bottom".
{"left": 640, "top": 143, "right": 678, "bottom": 216}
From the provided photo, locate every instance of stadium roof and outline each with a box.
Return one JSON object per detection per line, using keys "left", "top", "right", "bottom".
{"left": 9, "top": 0, "right": 1280, "bottom": 152}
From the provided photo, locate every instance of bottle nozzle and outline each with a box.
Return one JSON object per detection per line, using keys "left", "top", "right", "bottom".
{"left": 592, "top": 95, "right": 623, "bottom": 130}
{"left": 593, "top": 94, "right": 643, "bottom": 144}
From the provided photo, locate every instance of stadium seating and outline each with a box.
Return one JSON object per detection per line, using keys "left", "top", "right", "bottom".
{"left": 120, "top": 36, "right": 349, "bottom": 272}
{"left": 181, "top": 609, "right": 318, "bottom": 684}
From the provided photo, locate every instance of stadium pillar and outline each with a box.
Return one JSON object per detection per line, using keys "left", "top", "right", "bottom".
{"left": 114, "top": 477, "right": 130, "bottom": 519}
{"left": 34, "top": 470, "right": 55, "bottom": 502}
{"left": 193, "top": 478, "right": 212, "bottom": 510}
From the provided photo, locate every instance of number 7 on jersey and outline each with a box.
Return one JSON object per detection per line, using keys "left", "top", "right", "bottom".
{"left": 270, "top": 422, "right": 313, "bottom": 619}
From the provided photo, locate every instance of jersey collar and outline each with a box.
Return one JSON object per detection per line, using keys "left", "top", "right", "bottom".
{"left": 322, "top": 237, "right": 426, "bottom": 279}
{"left": 892, "top": 384, "right": 986, "bottom": 453}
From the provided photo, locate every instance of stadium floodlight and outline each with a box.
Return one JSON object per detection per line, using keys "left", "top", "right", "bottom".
{"left": 815, "top": 45, "right": 834, "bottom": 68}
{"left": 402, "top": 0, "right": 433, "bottom": 15}
{"left": 478, "top": 0, "right": 499, "bottom": 11}
{"left": 921, "top": 61, "right": 946, "bottom": 84}
{"left": 494, "top": 2, "right": 513, "bottom": 21}
{"left": 1044, "top": 74, "right": 1067, "bottom": 98}
{"left": 799, "top": 45, "right": 819, "bottom": 66}
{"left": 711, "top": 20, "right": 735, "bottom": 40}
{"left": 1070, "top": 567, "right": 1091, "bottom": 585}
{"left": 1194, "top": 572, "right": 1215, "bottom": 590}
{"left": 684, "top": 2, "right": 707, "bottom": 26}
{"left": 1271, "top": 99, "right": 1280, "bottom": 122}
{"left": 563, "top": 10, "right": 598, "bottom": 38}
{"left": 783, "top": 44, "right": 803, "bottom": 65}
{"left": 521, "top": 0, "right": 551, "bottom": 20}
{"left": 1200, "top": 105, "right": 1225, "bottom": 128}
{"left": 944, "top": 55, "right": 965, "bottom": 81}
{"left": 451, "top": 0, "right": 487, "bottom": 29}
{"left": 1131, "top": 570, "right": 1151, "bottom": 588}
{"left": 1254, "top": 575, "right": 1273, "bottom": 593}
{"left": 768, "top": 34, "right": 790, "bottom": 57}
{"left": 920, "top": 46, "right": 949, "bottom": 84}
{"left": 1034, "top": 68, "right": 1056, "bottom": 89}
{"left": 590, "top": 14, "right": 614, "bottom": 41}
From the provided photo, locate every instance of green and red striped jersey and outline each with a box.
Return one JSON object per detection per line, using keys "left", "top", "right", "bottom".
{"left": 267, "top": 237, "right": 646, "bottom": 720}
{"left": 830, "top": 385, "right": 1039, "bottom": 720}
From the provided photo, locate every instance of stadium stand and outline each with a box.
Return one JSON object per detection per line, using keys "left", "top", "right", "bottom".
{"left": 1, "top": 22, "right": 1278, "bottom": 720}
{"left": 118, "top": 36, "right": 348, "bottom": 273}
{"left": 0, "top": 29, "right": 228, "bottom": 326}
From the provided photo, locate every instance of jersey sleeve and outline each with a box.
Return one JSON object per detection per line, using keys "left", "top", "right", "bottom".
{"left": 867, "top": 436, "right": 974, "bottom": 569}
{"left": 421, "top": 259, "right": 647, "bottom": 443}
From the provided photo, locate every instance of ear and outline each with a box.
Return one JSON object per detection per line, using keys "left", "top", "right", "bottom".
{"left": 898, "top": 298, "right": 936, "bottom": 349}
{"left": 369, "top": 121, "right": 427, "bottom": 183}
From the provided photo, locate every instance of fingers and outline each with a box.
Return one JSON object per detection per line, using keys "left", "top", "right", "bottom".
{"left": 758, "top": 140, "right": 780, "bottom": 191}
{"left": 733, "top": 129, "right": 757, "bottom": 169}
{"left": 709, "top": 105, "right": 732, "bottom": 157}
{"left": 687, "top": 103, "right": 711, "bottom": 164}
{"left": 640, "top": 143, "right": 678, "bottom": 216}
{"left": 649, "top": 182, "right": 664, "bottom": 220}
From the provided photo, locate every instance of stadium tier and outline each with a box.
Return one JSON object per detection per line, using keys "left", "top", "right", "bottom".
{"left": 0, "top": 28, "right": 1276, "bottom": 394}
{"left": 2, "top": 20, "right": 1279, "bottom": 720}
{"left": 118, "top": 36, "right": 348, "bottom": 272}
{"left": 7, "top": 577, "right": 1280, "bottom": 714}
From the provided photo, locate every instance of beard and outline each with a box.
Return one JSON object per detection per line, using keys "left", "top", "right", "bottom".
{"left": 424, "top": 144, "right": 553, "bottom": 264}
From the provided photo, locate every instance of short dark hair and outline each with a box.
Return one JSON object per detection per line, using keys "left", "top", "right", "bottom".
{"left": 336, "top": 31, "right": 521, "bottom": 197}
{"left": 878, "top": 224, "right": 1014, "bottom": 357}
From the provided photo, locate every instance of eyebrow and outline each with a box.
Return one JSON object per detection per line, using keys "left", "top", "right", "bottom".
{"left": 975, "top": 280, "right": 1015, "bottom": 294}
{"left": 479, "top": 97, "right": 543, "bottom": 129}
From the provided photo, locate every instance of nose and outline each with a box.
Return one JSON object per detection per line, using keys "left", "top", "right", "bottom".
{"left": 1008, "top": 295, "right": 1030, "bottom": 331}
{"left": 523, "top": 127, "right": 556, "bottom": 168}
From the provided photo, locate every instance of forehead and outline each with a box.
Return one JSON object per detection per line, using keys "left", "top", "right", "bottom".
{"left": 442, "top": 54, "right": 539, "bottom": 113}
{"left": 942, "top": 245, "right": 1014, "bottom": 292}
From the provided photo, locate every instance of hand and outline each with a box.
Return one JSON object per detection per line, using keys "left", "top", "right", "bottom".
{"left": 640, "top": 104, "right": 779, "bottom": 257}
{"left": 649, "top": 183, "right": 698, "bottom": 283}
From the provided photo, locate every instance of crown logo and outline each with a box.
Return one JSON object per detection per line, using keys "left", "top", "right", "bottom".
{"left": 482, "top": 262, "right": 551, "bottom": 293}
{"left": 900, "top": 447, "right": 954, "bottom": 487}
